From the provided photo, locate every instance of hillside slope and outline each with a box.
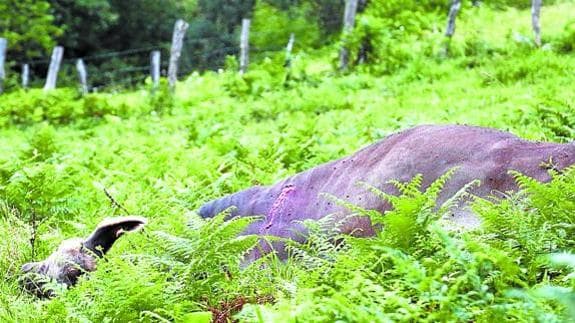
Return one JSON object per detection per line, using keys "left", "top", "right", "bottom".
{"left": 1, "top": 1, "right": 575, "bottom": 322}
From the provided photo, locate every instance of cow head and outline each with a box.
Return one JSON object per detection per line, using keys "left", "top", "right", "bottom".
{"left": 20, "top": 216, "right": 147, "bottom": 298}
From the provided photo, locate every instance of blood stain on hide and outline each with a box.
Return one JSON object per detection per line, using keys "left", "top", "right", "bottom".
{"left": 264, "top": 185, "right": 296, "bottom": 231}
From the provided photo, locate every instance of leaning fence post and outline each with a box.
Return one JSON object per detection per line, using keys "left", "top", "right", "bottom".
{"left": 531, "top": 0, "right": 542, "bottom": 47}
{"left": 22, "top": 63, "right": 29, "bottom": 89}
{"left": 43, "top": 46, "right": 64, "bottom": 91}
{"left": 168, "top": 19, "right": 189, "bottom": 89}
{"left": 339, "top": 0, "right": 358, "bottom": 71}
{"left": 239, "top": 18, "right": 251, "bottom": 75}
{"left": 285, "top": 33, "right": 295, "bottom": 68}
{"left": 76, "top": 59, "right": 88, "bottom": 94}
{"left": 445, "top": 0, "right": 462, "bottom": 38}
{"left": 442, "top": 0, "right": 462, "bottom": 56}
{"left": 150, "top": 50, "right": 161, "bottom": 89}
{"left": 0, "top": 38, "right": 7, "bottom": 94}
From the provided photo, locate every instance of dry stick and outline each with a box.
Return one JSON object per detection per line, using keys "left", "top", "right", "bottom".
{"left": 102, "top": 187, "right": 146, "bottom": 251}
{"left": 531, "top": 0, "right": 542, "bottom": 47}
{"left": 101, "top": 188, "right": 140, "bottom": 254}
{"left": 29, "top": 210, "right": 37, "bottom": 260}
{"left": 0, "top": 38, "right": 7, "bottom": 94}
{"left": 339, "top": 0, "right": 359, "bottom": 71}
{"left": 150, "top": 50, "right": 161, "bottom": 89}
{"left": 168, "top": 19, "right": 189, "bottom": 89}
{"left": 44, "top": 46, "right": 64, "bottom": 91}
{"left": 76, "top": 58, "right": 88, "bottom": 94}
{"left": 103, "top": 187, "right": 130, "bottom": 215}
{"left": 22, "top": 63, "right": 29, "bottom": 89}
{"left": 239, "top": 18, "right": 251, "bottom": 75}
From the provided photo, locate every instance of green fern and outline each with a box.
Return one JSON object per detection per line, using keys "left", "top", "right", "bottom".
{"left": 148, "top": 211, "right": 267, "bottom": 311}
{"left": 475, "top": 168, "right": 575, "bottom": 283}
{"left": 364, "top": 170, "right": 457, "bottom": 251}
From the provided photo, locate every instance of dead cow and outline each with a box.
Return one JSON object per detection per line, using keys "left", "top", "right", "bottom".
{"left": 20, "top": 124, "right": 575, "bottom": 295}
{"left": 20, "top": 216, "right": 146, "bottom": 298}
{"left": 199, "top": 124, "right": 575, "bottom": 257}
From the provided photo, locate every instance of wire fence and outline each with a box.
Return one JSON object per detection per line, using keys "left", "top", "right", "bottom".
{"left": 0, "top": 0, "right": 547, "bottom": 95}
{"left": 1, "top": 15, "right": 346, "bottom": 91}
{"left": 0, "top": 12, "right": 353, "bottom": 94}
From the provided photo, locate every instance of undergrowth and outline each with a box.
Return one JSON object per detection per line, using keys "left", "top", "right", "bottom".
{"left": 1, "top": 1, "right": 575, "bottom": 322}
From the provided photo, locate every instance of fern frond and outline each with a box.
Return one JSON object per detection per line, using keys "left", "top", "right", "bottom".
{"left": 186, "top": 211, "right": 206, "bottom": 231}
{"left": 320, "top": 192, "right": 383, "bottom": 223}
{"left": 357, "top": 181, "right": 400, "bottom": 208}
{"left": 387, "top": 174, "right": 423, "bottom": 197}
{"left": 437, "top": 179, "right": 481, "bottom": 217}
{"left": 206, "top": 215, "right": 261, "bottom": 244}
{"left": 510, "top": 171, "right": 540, "bottom": 191}
{"left": 426, "top": 167, "right": 458, "bottom": 201}
{"left": 154, "top": 232, "right": 196, "bottom": 260}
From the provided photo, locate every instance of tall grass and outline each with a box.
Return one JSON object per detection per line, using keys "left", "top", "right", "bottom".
{"left": 1, "top": 1, "right": 575, "bottom": 321}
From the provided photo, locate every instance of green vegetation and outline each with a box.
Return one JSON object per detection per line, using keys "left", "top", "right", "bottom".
{"left": 2, "top": 1, "right": 575, "bottom": 322}
{"left": 0, "top": 0, "right": 63, "bottom": 58}
{"left": 0, "top": 0, "right": 343, "bottom": 88}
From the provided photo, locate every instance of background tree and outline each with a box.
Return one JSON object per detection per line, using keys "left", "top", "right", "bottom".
{"left": 185, "top": 0, "right": 256, "bottom": 70}
{"left": 48, "top": 0, "right": 118, "bottom": 57}
{"left": 311, "top": 0, "right": 345, "bottom": 38}
{"left": 46, "top": 0, "right": 187, "bottom": 86}
{"left": 48, "top": 0, "right": 188, "bottom": 57}
{"left": 250, "top": 1, "right": 321, "bottom": 53}
{"left": 0, "top": 0, "right": 63, "bottom": 60}
{"left": 105, "top": 0, "right": 186, "bottom": 51}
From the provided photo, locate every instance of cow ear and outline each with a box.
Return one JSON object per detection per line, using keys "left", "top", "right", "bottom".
{"left": 83, "top": 216, "right": 147, "bottom": 257}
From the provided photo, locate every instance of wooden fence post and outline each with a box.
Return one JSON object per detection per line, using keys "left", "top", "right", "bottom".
{"left": 43, "top": 46, "right": 64, "bottom": 91}
{"left": 339, "top": 0, "right": 358, "bottom": 71}
{"left": 150, "top": 50, "right": 161, "bottom": 89}
{"left": 531, "top": 0, "right": 542, "bottom": 47}
{"left": 22, "top": 63, "right": 29, "bottom": 89}
{"left": 168, "top": 19, "right": 189, "bottom": 89}
{"left": 285, "top": 33, "right": 295, "bottom": 68}
{"left": 0, "top": 38, "right": 7, "bottom": 94}
{"left": 239, "top": 18, "right": 251, "bottom": 75}
{"left": 76, "top": 59, "right": 88, "bottom": 94}
{"left": 445, "top": 0, "right": 462, "bottom": 38}
{"left": 441, "top": 0, "right": 462, "bottom": 56}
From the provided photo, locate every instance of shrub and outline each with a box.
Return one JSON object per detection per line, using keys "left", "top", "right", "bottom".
{"left": 553, "top": 19, "right": 575, "bottom": 53}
